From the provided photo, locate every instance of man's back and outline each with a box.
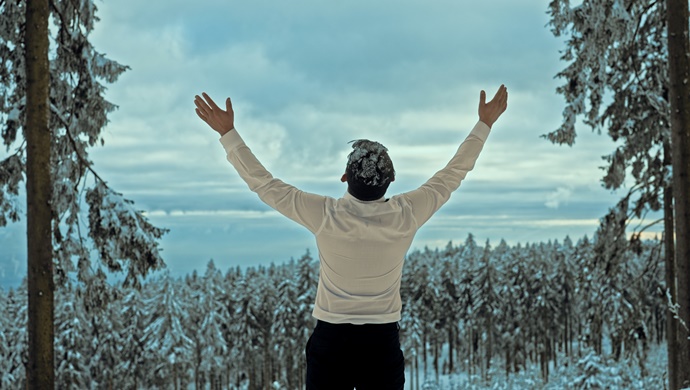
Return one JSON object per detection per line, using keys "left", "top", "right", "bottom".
{"left": 312, "top": 192, "right": 419, "bottom": 324}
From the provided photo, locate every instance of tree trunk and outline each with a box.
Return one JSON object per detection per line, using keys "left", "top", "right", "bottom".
{"left": 486, "top": 316, "right": 492, "bottom": 380}
{"left": 455, "top": 326, "right": 459, "bottom": 373}
{"left": 174, "top": 364, "right": 179, "bottom": 390}
{"left": 552, "top": 332, "right": 558, "bottom": 369}
{"left": 667, "top": 0, "right": 690, "bottom": 387}
{"left": 414, "top": 343, "right": 419, "bottom": 390}
{"left": 505, "top": 345, "right": 510, "bottom": 378}
{"left": 467, "top": 326, "right": 472, "bottom": 378}
{"left": 410, "top": 341, "right": 419, "bottom": 389}
{"left": 423, "top": 329, "right": 428, "bottom": 376}
{"left": 408, "top": 345, "right": 415, "bottom": 390}
{"left": 286, "top": 349, "right": 293, "bottom": 390}
{"left": 664, "top": 142, "right": 679, "bottom": 390}
{"left": 433, "top": 337, "right": 439, "bottom": 382}
{"left": 447, "top": 326, "right": 454, "bottom": 373}
{"left": 263, "top": 335, "right": 271, "bottom": 390}
{"left": 25, "top": 0, "right": 54, "bottom": 388}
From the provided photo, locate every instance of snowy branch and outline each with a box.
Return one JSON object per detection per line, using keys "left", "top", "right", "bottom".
{"left": 666, "top": 289, "right": 690, "bottom": 335}
{"left": 49, "top": 103, "right": 106, "bottom": 186}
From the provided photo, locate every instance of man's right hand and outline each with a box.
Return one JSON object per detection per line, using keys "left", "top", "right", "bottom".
{"left": 478, "top": 84, "right": 508, "bottom": 128}
{"left": 195, "top": 92, "right": 235, "bottom": 136}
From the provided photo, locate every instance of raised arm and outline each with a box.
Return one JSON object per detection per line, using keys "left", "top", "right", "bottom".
{"left": 403, "top": 85, "right": 508, "bottom": 227}
{"left": 194, "top": 93, "right": 327, "bottom": 234}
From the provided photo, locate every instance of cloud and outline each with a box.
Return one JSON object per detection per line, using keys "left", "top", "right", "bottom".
{"left": 545, "top": 186, "right": 574, "bottom": 209}
{"left": 1, "top": 1, "right": 644, "bottom": 287}
{"left": 86, "top": 0, "right": 587, "bottom": 208}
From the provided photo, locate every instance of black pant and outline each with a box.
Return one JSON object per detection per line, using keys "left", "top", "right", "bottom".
{"left": 305, "top": 320, "right": 405, "bottom": 390}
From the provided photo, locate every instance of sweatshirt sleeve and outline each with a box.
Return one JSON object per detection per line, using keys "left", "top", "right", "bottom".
{"left": 219, "top": 129, "right": 327, "bottom": 234}
{"left": 401, "top": 121, "right": 491, "bottom": 227}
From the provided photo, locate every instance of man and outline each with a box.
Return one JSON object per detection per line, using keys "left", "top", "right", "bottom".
{"left": 194, "top": 85, "right": 508, "bottom": 389}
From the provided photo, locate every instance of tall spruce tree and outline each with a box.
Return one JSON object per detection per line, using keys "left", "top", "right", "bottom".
{"left": 1, "top": 2, "right": 168, "bottom": 281}
{"left": 666, "top": 0, "right": 690, "bottom": 387}
{"left": 546, "top": 0, "right": 689, "bottom": 386}
{"left": 3, "top": 0, "right": 167, "bottom": 384}
{"left": 23, "top": 0, "right": 53, "bottom": 387}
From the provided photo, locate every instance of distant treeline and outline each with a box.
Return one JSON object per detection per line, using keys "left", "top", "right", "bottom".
{"left": 0, "top": 232, "right": 666, "bottom": 389}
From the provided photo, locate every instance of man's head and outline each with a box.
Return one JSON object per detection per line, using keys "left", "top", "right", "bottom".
{"left": 341, "top": 139, "right": 395, "bottom": 201}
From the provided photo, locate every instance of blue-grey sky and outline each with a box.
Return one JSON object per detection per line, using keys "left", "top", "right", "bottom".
{"left": 0, "top": 0, "right": 656, "bottom": 287}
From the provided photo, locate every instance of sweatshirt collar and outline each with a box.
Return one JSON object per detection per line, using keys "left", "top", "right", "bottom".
{"left": 343, "top": 191, "right": 387, "bottom": 203}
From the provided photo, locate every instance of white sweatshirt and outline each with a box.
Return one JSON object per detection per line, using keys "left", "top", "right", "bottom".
{"left": 219, "top": 121, "right": 491, "bottom": 324}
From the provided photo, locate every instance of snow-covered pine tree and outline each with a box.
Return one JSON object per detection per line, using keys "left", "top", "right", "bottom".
{"left": 183, "top": 269, "right": 204, "bottom": 387}
{"left": 400, "top": 249, "right": 426, "bottom": 390}
{"left": 273, "top": 266, "right": 300, "bottom": 390}
{"left": 553, "top": 236, "right": 576, "bottom": 361}
{"left": 23, "top": 0, "right": 53, "bottom": 387}
{"left": 294, "top": 250, "right": 317, "bottom": 388}
{"left": 458, "top": 233, "right": 481, "bottom": 377}
{"left": 569, "top": 348, "right": 634, "bottom": 390}
{"left": 0, "top": 287, "right": 11, "bottom": 387}
{"left": 591, "top": 200, "right": 634, "bottom": 360}
{"left": 193, "top": 260, "right": 229, "bottom": 390}
{"left": 54, "top": 286, "right": 90, "bottom": 389}
{"left": 1, "top": 0, "right": 167, "bottom": 384}
{"left": 413, "top": 249, "right": 440, "bottom": 379}
{"left": 247, "top": 265, "right": 279, "bottom": 389}
{"left": 666, "top": 1, "right": 690, "bottom": 388}
{"left": 528, "top": 242, "right": 560, "bottom": 382}
{"left": 571, "top": 235, "right": 593, "bottom": 358}
{"left": 492, "top": 238, "right": 517, "bottom": 377}
{"left": 577, "top": 237, "right": 605, "bottom": 357}
{"left": 88, "top": 288, "right": 125, "bottom": 389}
{"left": 620, "top": 238, "right": 663, "bottom": 376}
{"left": 400, "top": 299, "right": 423, "bottom": 390}
{"left": 438, "top": 241, "right": 460, "bottom": 374}
{"left": 230, "top": 268, "right": 257, "bottom": 388}
{"left": 142, "top": 273, "right": 194, "bottom": 389}
{"left": 220, "top": 266, "right": 243, "bottom": 387}
{"left": 473, "top": 239, "right": 500, "bottom": 381}
{"left": 501, "top": 242, "right": 529, "bottom": 374}
{"left": 545, "top": 1, "right": 688, "bottom": 386}
{"left": 233, "top": 266, "right": 272, "bottom": 389}
{"left": 0, "top": 0, "right": 167, "bottom": 289}
{"left": 546, "top": 0, "right": 668, "bottom": 219}
{"left": 117, "top": 284, "right": 148, "bottom": 389}
{"left": 3, "top": 281, "right": 28, "bottom": 387}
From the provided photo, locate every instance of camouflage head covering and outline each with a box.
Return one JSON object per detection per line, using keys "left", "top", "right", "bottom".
{"left": 345, "top": 139, "right": 395, "bottom": 201}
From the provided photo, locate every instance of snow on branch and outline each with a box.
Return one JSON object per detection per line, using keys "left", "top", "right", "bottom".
{"left": 0, "top": 154, "right": 22, "bottom": 227}
{"left": 666, "top": 288, "right": 690, "bottom": 336}
{"left": 86, "top": 182, "right": 167, "bottom": 287}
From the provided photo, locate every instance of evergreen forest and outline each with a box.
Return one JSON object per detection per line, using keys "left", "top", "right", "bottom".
{"left": 0, "top": 230, "right": 669, "bottom": 389}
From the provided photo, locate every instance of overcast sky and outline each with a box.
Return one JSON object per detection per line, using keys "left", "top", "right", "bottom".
{"left": 1, "top": 0, "right": 656, "bottom": 287}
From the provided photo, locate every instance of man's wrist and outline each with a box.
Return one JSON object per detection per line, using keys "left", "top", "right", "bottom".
{"left": 218, "top": 127, "right": 234, "bottom": 137}
{"left": 479, "top": 118, "right": 493, "bottom": 129}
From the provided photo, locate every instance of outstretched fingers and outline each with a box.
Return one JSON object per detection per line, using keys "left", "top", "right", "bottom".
{"left": 492, "top": 85, "right": 508, "bottom": 113}
{"left": 195, "top": 108, "right": 208, "bottom": 122}
{"left": 202, "top": 92, "right": 221, "bottom": 111}
{"left": 491, "top": 84, "right": 506, "bottom": 102}
{"left": 195, "top": 95, "right": 212, "bottom": 116}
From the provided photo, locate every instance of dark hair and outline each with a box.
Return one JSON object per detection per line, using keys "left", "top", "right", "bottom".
{"left": 345, "top": 139, "right": 395, "bottom": 201}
